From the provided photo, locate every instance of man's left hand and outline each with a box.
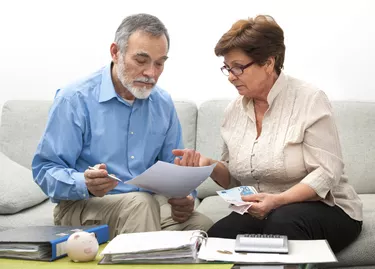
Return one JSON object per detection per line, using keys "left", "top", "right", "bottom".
{"left": 168, "top": 195, "right": 195, "bottom": 223}
{"left": 242, "top": 193, "right": 280, "bottom": 220}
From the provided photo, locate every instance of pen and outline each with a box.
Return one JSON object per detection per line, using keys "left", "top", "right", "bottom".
{"left": 88, "top": 166, "right": 123, "bottom": 183}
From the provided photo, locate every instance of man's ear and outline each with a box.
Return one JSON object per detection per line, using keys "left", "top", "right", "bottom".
{"left": 110, "top": 43, "right": 120, "bottom": 63}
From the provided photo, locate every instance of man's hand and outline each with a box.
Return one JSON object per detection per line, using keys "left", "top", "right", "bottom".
{"left": 242, "top": 193, "right": 280, "bottom": 219}
{"left": 168, "top": 195, "right": 195, "bottom": 223}
{"left": 172, "top": 149, "right": 211, "bottom": 167}
{"left": 84, "top": 163, "right": 118, "bottom": 197}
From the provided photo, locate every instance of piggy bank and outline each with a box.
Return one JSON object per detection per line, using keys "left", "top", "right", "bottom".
{"left": 66, "top": 231, "right": 99, "bottom": 262}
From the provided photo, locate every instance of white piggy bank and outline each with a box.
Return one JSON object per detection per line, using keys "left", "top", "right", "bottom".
{"left": 66, "top": 231, "right": 99, "bottom": 262}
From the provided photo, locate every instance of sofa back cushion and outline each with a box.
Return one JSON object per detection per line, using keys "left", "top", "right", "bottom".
{"left": 195, "top": 99, "right": 375, "bottom": 198}
{"left": 0, "top": 100, "right": 197, "bottom": 170}
{"left": 196, "top": 100, "right": 231, "bottom": 198}
{"left": 174, "top": 100, "right": 197, "bottom": 149}
{"left": 0, "top": 100, "right": 52, "bottom": 169}
{"left": 331, "top": 101, "right": 375, "bottom": 194}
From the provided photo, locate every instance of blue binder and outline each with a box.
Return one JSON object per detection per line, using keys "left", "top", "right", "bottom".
{"left": 0, "top": 225, "right": 109, "bottom": 261}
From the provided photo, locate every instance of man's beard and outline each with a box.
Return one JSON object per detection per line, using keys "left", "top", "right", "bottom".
{"left": 116, "top": 60, "right": 155, "bottom": 99}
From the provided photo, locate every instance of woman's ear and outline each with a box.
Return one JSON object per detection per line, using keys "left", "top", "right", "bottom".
{"left": 266, "top": 57, "right": 275, "bottom": 74}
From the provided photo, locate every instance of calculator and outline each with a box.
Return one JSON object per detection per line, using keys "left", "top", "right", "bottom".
{"left": 234, "top": 234, "right": 289, "bottom": 254}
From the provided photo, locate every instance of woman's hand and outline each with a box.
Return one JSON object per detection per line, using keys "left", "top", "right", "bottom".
{"left": 242, "top": 193, "right": 280, "bottom": 219}
{"left": 172, "top": 149, "right": 211, "bottom": 167}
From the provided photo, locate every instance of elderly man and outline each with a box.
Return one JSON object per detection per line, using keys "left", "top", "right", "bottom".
{"left": 32, "top": 13, "right": 213, "bottom": 239}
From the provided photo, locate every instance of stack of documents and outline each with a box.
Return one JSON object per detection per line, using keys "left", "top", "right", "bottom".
{"left": 217, "top": 186, "right": 258, "bottom": 214}
{"left": 99, "top": 230, "right": 206, "bottom": 264}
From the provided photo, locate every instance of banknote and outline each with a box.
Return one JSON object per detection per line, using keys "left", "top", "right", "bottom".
{"left": 216, "top": 186, "right": 257, "bottom": 206}
{"left": 229, "top": 203, "right": 253, "bottom": 215}
{"left": 217, "top": 186, "right": 257, "bottom": 214}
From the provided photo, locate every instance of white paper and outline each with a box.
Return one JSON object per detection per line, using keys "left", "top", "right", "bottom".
{"left": 125, "top": 161, "right": 217, "bottom": 198}
{"left": 198, "top": 238, "right": 337, "bottom": 264}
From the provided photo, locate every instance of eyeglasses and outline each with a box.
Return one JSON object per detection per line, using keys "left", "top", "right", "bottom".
{"left": 220, "top": 61, "right": 255, "bottom": 76}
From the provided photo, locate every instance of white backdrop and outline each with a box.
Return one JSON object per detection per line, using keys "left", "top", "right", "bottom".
{"left": 0, "top": 0, "right": 374, "bottom": 106}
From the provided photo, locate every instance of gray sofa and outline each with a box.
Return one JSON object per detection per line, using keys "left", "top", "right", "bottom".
{"left": 0, "top": 99, "right": 374, "bottom": 268}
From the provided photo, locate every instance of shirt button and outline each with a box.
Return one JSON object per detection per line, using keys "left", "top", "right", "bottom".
{"left": 251, "top": 169, "right": 255, "bottom": 172}
{"left": 130, "top": 156, "right": 135, "bottom": 159}
{"left": 83, "top": 193, "right": 86, "bottom": 197}
{"left": 130, "top": 131, "right": 134, "bottom": 135}
{"left": 254, "top": 140, "right": 258, "bottom": 144}
{"left": 251, "top": 153, "right": 255, "bottom": 157}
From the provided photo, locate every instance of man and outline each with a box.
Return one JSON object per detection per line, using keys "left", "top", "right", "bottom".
{"left": 32, "top": 13, "right": 213, "bottom": 239}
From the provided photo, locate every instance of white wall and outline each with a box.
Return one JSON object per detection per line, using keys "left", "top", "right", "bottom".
{"left": 0, "top": 0, "right": 374, "bottom": 106}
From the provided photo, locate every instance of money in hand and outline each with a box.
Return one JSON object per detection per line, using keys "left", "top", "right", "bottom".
{"left": 217, "top": 186, "right": 257, "bottom": 214}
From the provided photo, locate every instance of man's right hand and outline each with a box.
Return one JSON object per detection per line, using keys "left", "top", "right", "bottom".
{"left": 84, "top": 163, "right": 118, "bottom": 197}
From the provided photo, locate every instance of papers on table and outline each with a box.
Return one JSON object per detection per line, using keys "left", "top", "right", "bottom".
{"left": 99, "top": 231, "right": 337, "bottom": 265}
{"left": 198, "top": 237, "right": 337, "bottom": 264}
{"left": 125, "top": 161, "right": 217, "bottom": 198}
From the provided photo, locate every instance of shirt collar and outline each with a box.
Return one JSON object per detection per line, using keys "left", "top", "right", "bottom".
{"left": 98, "top": 63, "right": 118, "bottom": 103}
{"left": 266, "top": 71, "right": 287, "bottom": 106}
{"left": 242, "top": 71, "right": 287, "bottom": 111}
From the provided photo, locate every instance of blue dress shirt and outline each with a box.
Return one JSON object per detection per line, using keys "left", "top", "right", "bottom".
{"left": 32, "top": 64, "right": 185, "bottom": 203}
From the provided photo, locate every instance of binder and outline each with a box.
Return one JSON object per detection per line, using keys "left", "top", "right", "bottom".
{"left": 99, "top": 230, "right": 207, "bottom": 264}
{"left": 0, "top": 225, "right": 109, "bottom": 261}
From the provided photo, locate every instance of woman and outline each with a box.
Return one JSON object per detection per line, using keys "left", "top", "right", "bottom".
{"left": 173, "top": 15, "right": 362, "bottom": 253}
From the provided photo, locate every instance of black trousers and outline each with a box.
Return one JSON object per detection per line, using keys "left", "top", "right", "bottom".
{"left": 207, "top": 201, "right": 362, "bottom": 253}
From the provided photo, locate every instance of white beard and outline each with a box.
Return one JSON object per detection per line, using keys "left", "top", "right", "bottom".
{"left": 116, "top": 60, "right": 154, "bottom": 99}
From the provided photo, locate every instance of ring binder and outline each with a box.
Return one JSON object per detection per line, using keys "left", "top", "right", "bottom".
{"left": 98, "top": 230, "right": 206, "bottom": 264}
{"left": 190, "top": 230, "right": 208, "bottom": 246}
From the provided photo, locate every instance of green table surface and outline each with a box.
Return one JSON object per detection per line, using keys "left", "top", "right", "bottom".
{"left": 0, "top": 243, "right": 233, "bottom": 269}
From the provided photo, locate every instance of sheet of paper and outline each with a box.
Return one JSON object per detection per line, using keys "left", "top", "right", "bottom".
{"left": 125, "top": 161, "right": 217, "bottom": 198}
{"left": 198, "top": 238, "right": 337, "bottom": 264}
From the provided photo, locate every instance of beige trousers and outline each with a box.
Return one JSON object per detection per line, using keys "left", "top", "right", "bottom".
{"left": 54, "top": 192, "right": 213, "bottom": 239}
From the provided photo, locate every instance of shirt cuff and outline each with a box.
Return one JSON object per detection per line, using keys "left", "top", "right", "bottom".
{"left": 190, "top": 189, "right": 197, "bottom": 200}
{"left": 300, "top": 167, "right": 332, "bottom": 198}
{"left": 71, "top": 171, "right": 90, "bottom": 200}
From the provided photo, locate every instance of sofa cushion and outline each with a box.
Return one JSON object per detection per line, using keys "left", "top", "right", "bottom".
{"left": 331, "top": 101, "right": 375, "bottom": 194}
{"left": 196, "top": 195, "right": 231, "bottom": 223}
{"left": 320, "top": 194, "right": 375, "bottom": 268}
{"left": 196, "top": 100, "right": 231, "bottom": 198}
{"left": 0, "top": 199, "right": 55, "bottom": 231}
{"left": 174, "top": 100, "right": 197, "bottom": 149}
{"left": 0, "top": 152, "right": 47, "bottom": 214}
{"left": 0, "top": 100, "right": 52, "bottom": 169}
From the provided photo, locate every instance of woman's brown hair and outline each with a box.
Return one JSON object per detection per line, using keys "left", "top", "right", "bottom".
{"left": 215, "top": 15, "right": 285, "bottom": 75}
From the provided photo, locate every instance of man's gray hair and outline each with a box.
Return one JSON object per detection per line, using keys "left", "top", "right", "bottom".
{"left": 114, "top": 13, "right": 170, "bottom": 53}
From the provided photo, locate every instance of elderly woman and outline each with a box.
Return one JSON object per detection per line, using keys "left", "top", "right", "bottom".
{"left": 173, "top": 15, "right": 362, "bottom": 253}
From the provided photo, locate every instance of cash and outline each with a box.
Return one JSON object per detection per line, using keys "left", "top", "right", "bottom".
{"left": 217, "top": 186, "right": 257, "bottom": 215}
